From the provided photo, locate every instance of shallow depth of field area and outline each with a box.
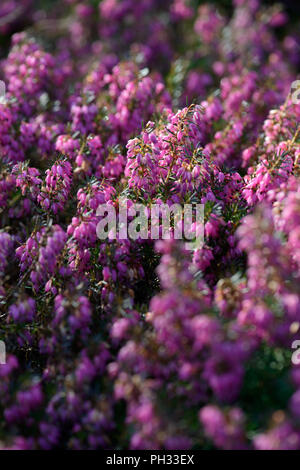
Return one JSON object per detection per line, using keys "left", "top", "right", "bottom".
{"left": 0, "top": 0, "right": 300, "bottom": 450}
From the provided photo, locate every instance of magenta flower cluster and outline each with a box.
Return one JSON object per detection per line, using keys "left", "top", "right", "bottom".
{"left": 0, "top": 0, "right": 300, "bottom": 451}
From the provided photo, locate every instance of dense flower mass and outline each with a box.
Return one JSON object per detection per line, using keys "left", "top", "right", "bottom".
{"left": 0, "top": 0, "right": 300, "bottom": 450}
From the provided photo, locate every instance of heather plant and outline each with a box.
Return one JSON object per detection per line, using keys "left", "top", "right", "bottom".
{"left": 0, "top": 0, "right": 299, "bottom": 451}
